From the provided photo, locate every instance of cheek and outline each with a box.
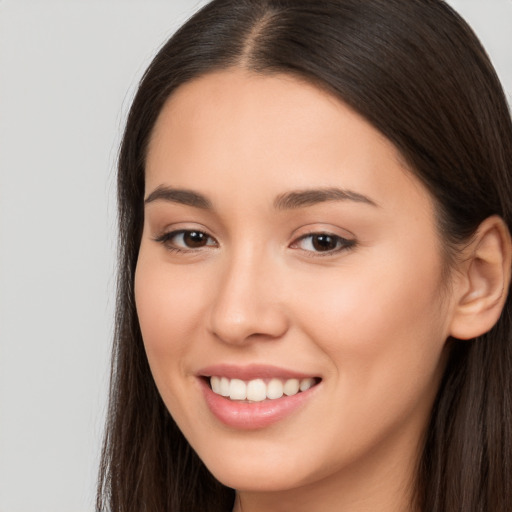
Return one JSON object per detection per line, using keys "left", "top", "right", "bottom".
{"left": 294, "top": 246, "right": 449, "bottom": 406}
{"left": 134, "top": 252, "right": 213, "bottom": 432}
{"left": 134, "top": 251, "right": 206, "bottom": 374}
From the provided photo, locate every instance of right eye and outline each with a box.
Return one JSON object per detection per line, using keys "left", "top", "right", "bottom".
{"left": 154, "top": 230, "right": 218, "bottom": 252}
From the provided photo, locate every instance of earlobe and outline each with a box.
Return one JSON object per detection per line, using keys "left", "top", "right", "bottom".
{"left": 449, "top": 216, "right": 512, "bottom": 340}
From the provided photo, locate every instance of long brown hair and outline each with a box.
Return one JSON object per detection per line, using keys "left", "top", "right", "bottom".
{"left": 97, "top": 1, "right": 512, "bottom": 510}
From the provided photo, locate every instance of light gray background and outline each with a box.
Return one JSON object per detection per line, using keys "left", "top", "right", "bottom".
{"left": 0, "top": 1, "right": 510, "bottom": 511}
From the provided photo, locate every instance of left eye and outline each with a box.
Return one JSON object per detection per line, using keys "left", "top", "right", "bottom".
{"left": 156, "top": 230, "right": 217, "bottom": 250}
{"left": 293, "top": 233, "right": 354, "bottom": 253}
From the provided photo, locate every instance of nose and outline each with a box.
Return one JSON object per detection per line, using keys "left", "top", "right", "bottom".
{"left": 207, "top": 250, "right": 290, "bottom": 345}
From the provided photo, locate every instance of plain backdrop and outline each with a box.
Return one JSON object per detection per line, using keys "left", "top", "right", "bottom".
{"left": 0, "top": 1, "right": 510, "bottom": 511}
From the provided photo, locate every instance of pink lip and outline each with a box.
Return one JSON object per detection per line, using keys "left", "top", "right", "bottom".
{"left": 198, "top": 363, "right": 316, "bottom": 381}
{"left": 197, "top": 365, "right": 321, "bottom": 430}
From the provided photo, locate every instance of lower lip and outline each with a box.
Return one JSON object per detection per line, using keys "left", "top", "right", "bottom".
{"left": 199, "top": 378, "right": 319, "bottom": 430}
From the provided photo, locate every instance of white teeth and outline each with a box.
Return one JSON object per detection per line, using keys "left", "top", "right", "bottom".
{"left": 229, "top": 379, "right": 247, "bottom": 400}
{"left": 209, "top": 376, "right": 317, "bottom": 401}
{"left": 211, "top": 376, "right": 221, "bottom": 394}
{"left": 299, "top": 377, "right": 315, "bottom": 391}
{"left": 283, "top": 378, "right": 300, "bottom": 396}
{"left": 246, "top": 379, "right": 266, "bottom": 402}
{"left": 267, "top": 378, "right": 284, "bottom": 399}
{"left": 219, "top": 377, "right": 230, "bottom": 397}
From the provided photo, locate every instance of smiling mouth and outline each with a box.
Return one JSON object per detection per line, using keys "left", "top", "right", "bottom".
{"left": 207, "top": 376, "right": 321, "bottom": 402}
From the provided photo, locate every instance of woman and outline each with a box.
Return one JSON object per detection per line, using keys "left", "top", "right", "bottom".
{"left": 97, "top": 0, "right": 512, "bottom": 511}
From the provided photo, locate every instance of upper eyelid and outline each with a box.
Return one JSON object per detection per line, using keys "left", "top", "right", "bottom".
{"left": 294, "top": 231, "right": 352, "bottom": 241}
{"left": 154, "top": 228, "right": 217, "bottom": 246}
{"left": 292, "top": 228, "right": 355, "bottom": 242}
{"left": 290, "top": 220, "right": 355, "bottom": 238}
{"left": 291, "top": 232, "right": 355, "bottom": 247}
{"left": 156, "top": 228, "right": 351, "bottom": 240}
{"left": 154, "top": 225, "right": 216, "bottom": 240}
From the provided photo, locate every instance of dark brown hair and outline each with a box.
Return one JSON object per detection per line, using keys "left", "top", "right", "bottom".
{"left": 97, "top": 1, "right": 512, "bottom": 510}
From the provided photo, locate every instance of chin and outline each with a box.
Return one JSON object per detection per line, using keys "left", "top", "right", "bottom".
{"left": 188, "top": 432, "right": 328, "bottom": 493}
{"left": 207, "top": 460, "right": 306, "bottom": 493}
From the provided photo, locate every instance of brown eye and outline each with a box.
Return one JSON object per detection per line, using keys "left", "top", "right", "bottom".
{"left": 155, "top": 230, "right": 217, "bottom": 251}
{"left": 311, "top": 234, "right": 338, "bottom": 251}
{"left": 183, "top": 231, "right": 209, "bottom": 248}
{"left": 293, "top": 232, "right": 356, "bottom": 254}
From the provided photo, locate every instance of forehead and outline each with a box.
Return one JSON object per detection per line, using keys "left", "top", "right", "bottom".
{"left": 145, "top": 68, "right": 430, "bottom": 215}
{"left": 148, "top": 69, "right": 394, "bottom": 160}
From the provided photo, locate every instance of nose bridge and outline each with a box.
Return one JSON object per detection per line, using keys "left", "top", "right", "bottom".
{"left": 208, "top": 243, "right": 288, "bottom": 345}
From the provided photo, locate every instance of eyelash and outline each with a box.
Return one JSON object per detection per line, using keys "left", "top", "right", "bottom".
{"left": 292, "top": 232, "right": 357, "bottom": 256}
{"left": 153, "top": 230, "right": 218, "bottom": 254}
{"left": 154, "top": 229, "right": 356, "bottom": 256}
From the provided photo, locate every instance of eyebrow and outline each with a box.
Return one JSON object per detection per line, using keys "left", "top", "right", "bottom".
{"left": 144, "top": 186, "right": 212, "bottom": 209}
{"left": 144, "top": 185, "right": 378, "bottom": 210}
{"left": 273, "top": 187, "right": 378, "bottom": 210}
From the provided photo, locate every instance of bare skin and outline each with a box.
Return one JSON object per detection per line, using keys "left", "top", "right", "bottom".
{"left": 135, "top": 69, "right": 511, "bottom": 512}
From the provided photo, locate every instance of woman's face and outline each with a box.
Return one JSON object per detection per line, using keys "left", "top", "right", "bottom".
{"left": 135, "top": 70, "right": 456, "bottom": 498}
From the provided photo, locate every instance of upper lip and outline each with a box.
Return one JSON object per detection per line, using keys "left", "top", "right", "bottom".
{"left": 197, "top": 364, "right": 318, "bottom": 381}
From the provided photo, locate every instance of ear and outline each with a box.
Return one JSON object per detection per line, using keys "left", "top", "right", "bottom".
{"left": 449, "top": 215, "right": 512, "bottom": 340}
